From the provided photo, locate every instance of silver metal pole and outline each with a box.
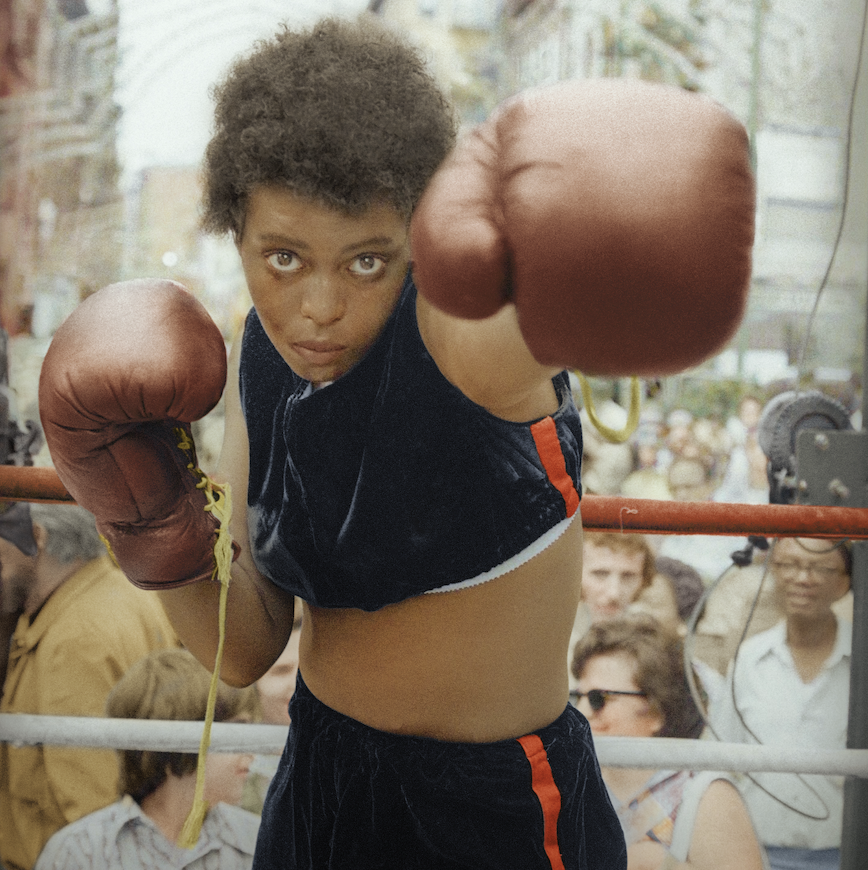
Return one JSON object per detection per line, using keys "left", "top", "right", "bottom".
{"left": 1, "top": 715, "right": 867, "bottom": 775}
{"left": 841, "top": 5, "right": 868, "bottom": 866}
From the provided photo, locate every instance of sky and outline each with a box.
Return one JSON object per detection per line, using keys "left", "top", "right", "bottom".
{"left": 113, "top": 0, "right": 369, "bottom": 185}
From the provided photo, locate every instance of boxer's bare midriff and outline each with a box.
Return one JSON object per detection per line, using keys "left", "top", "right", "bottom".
{"left": 299, "top": 515, "right": 583, "bottom": 743}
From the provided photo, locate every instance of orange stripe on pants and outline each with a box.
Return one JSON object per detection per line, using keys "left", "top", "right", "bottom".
{"left": 530, "top": 417, "right": 579, "bottom": 518}
{"left": 517, "top": 733, "right": 567, "bottom": 870}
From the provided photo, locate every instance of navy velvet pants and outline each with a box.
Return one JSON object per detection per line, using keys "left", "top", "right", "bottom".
{"left": 252, "top": 673, "right": 626, "bottom": 869}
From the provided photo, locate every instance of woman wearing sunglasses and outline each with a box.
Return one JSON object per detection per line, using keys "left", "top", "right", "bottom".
{"left": 571, "top": 615, "right": 766, "bottom": 870}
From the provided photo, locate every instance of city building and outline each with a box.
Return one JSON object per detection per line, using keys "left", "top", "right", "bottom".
{"left": 369, "top": 0, "right": 501, "bottom": 129}
{"left": 498, "top": 0, "right": 866, "bottom": 391}
{"left": 0, "top": 0, "right": 123, "bottom": 338}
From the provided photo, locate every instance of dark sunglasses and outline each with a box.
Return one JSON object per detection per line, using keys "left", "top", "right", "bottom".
{"left": 569, "top": 688, "right": 647, "bottom": 712}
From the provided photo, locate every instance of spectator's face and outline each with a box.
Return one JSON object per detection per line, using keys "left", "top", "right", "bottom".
{"left": 666, "top": 423, "right": 692, "bottom": 454}
{"left": 636, "top": 444, "right": 657, "bottom": 468}
{"left": 203, "top": 717, "right": 254, "bottom": 807}
{"left": 582, "top": 544, "right": 645, "bottom": 622}
{"left": 771, "top": 538, "right": 849, "bottom": 621}
{"left": 667, "top": 458, "right": 709, "bottom": 501}
{"left": 574, "top": 652, "right": 662, "bottom": 738}
{"left": 0, "top": 536, "right": 36, "bottom": 615}
{"left": 739, "top": 397, "right": 762, "bottom": 429}
{"left": 256, "top": 629, "right": 301, "bottom": 725}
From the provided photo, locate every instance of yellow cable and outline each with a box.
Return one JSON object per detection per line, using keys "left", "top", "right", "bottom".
{"left": 173, "top": 428, "right": 234, "bottom": 849}
{"left": 575, "top": 373, "right": 642, "bottom": 444}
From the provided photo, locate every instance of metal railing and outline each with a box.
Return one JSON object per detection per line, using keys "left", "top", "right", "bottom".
{"left": 1, "top": 714, "right": 866, "bottom": 777}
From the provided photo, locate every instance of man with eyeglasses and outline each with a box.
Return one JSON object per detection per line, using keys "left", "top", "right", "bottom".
{"left": 710, "top": 536, "right": 852, "bottom": 870}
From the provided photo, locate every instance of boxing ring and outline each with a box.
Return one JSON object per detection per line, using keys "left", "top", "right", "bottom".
{"left": 2, "top": 464, "right": 868, "bottom": 537}
{"left": 2, "top": 466, "right": 867, "bottom": 751}
{"left": 0, "top": 713, "right": 867, "bottom": 776}
{"left": 2, "top": 467, "right": 868, "bottom": 868}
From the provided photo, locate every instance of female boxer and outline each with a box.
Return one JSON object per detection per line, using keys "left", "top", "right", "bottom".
{"left": 39, "top": 15, "right": 754, "bottom": 869}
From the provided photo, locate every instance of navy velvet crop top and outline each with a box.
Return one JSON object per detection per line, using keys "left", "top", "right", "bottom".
{"left": 239, "top": 272, "right": 583, "bottom": 612}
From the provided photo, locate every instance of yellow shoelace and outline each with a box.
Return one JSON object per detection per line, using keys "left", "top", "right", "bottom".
{"left": 172, "top": 427, "right": 235, "bottom": 849}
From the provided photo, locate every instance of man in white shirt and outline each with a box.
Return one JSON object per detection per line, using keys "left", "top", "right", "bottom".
{"left": 711, "top": 536, "right": 852, "bottom": 870}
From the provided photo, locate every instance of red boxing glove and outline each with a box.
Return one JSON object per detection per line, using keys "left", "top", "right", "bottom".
{"left": 38, "top": 279, "right": 230, "bottom": 590}
{"left": 411, "top": 79, "right": 755, "bottom": 377}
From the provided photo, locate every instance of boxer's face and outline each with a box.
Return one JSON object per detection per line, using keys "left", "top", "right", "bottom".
{"left": 237, "top": 185, "right": 410, "bottom": 385}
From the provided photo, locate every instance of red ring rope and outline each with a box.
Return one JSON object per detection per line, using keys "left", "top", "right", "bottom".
{"left": 2, "top": 466, "right": 866, "bottom": 539}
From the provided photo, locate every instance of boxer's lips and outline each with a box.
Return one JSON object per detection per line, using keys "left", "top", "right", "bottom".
{"left": 292, "top": 341, "right": 346, "bottom": 366}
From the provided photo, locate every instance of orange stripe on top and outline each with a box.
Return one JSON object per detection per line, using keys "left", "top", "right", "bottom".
{"left": 530, "top": 416, "right": 579, "bottom": 518}
{"left": 517, "top": 733, "right": 567, "bottom": 870}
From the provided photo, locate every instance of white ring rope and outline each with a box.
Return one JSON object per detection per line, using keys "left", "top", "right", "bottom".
{"left": 0, "top": 716, "right": 289, "bottom": 754}
{"left": 1, "top": 715, "right": 866, "bottom": 777}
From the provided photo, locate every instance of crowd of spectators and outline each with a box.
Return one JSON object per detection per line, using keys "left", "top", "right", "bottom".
{"left": 571, "top": 615, "right": 767, "bottom": 870}
{"left": 580, "top": 392, "right": 770, "bottom": 584}
{"left": 572, "top": 384, "right": 855, "bottom": 870}
{"left": 570, "top": 530, "right": 852, "bottom": 869}
{"left": 581, "top": 390, "right": 773, "bottom": 499}
{"left": 577, "top": 385, "right": 855, "bottom": 657}
{"left": 34, "top": 648, "right": 261, "bottom": 870}
{"left": 0, "top": 503, "right": 179, "bottom": 870}
{"left": 0, "top": 494, "right": 300, "bottom": 870}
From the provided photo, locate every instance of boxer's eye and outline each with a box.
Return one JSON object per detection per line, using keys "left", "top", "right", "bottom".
{"left": 348, "top": 254, "right": 386, "bottom": 277}
{"left": 267, "top": 251, "right": 301, "bottom": 272}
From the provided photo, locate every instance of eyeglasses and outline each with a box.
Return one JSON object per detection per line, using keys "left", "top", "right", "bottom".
{"left": 569, "top": 688, "right": 647, "bottom": 712}
{"left": 771, "top": 561, "right": 844, "bottom": 581}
